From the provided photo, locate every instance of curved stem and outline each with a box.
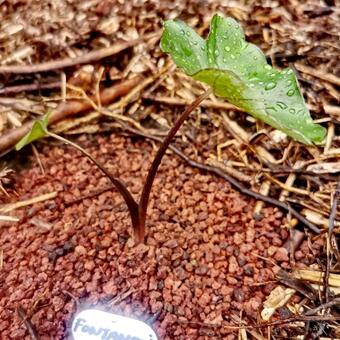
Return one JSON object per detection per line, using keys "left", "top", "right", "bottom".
{"left": 137, "top": 89, "right": 212, "bottom": 242}
{"left": 47, "top": 131, "right": 139, "bottom": 231}
{"left": 122, "top": 125, "right": 321, "bottom": 235}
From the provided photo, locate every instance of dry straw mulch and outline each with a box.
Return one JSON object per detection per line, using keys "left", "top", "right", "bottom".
{"left": 0, "top": 0, "right": 339, "bottom": 338}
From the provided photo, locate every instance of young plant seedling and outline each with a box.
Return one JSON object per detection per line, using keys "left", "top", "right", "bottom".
{"left": 160, "top": 14, "right": 326, "bottom": 145}
{"left": 15, "top": 90, "right": 208, "bottom": 243}
{"left": 16, "top": 15, "right": 325, "bottom": 244}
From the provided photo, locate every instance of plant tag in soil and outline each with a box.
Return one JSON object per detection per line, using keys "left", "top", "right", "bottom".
{"left": 72, "top": 309, "right": 158, "bottom": 340}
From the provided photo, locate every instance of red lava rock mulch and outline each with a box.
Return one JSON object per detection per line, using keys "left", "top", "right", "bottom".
{"left": 0, "top": 134, "right": 323, "bottom": 339}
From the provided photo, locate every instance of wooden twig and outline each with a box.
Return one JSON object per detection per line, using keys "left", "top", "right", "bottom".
{"left": 324, "top": 104, "right": 340, "bottom": 119}
{"left": 328, "top": 177, "right": 340, "bottom": 238}
{"left": 17, "top": 305, "right": 39, "bottom": 340}
{"left": 50, "top": 76, "right": 143, "bottom": 124}
{"left": 0, "top": 76, "right": 142, "bottom": 154}
{"left": 109, "top": 287, "right": 135, "bottom": 306}
{"left": 295, "top": 63, "right": 340, "bottom": 86}
{"left": 206, "top": 158, "right": 252, "bottom": 182}
{"left": 230, "top": 314, "right": 266, "bottom": 340}
{"left": 264, "top": 173, "right": 328, "bottom": 200}
{"left": 0, "top": 215, "right": 19, "bottom": 222}
{"left": 143, "top": 94, "right": 238, "bottom": 111}
{"left": 253, "top": 180, "right": 271, "bottom": 219}
{"left": 305, "top": 297, "right": 340, "bottom": 316}
{"left": 0, "top": 81, "right": 61, "bottom": 95}
{"left": 178, "top": 315, "right": 340, "bottom": 330}
{"left": 31, "top": 144, "right": 45, "bottom": 175}
{"left": 64, "top": 184, "right": 114, "bottom": 206}
{"left": 0, "top": 192, "right": 57, "bottom": 213}
{"left": 324, "top": 176, "right": 340, "bottom": 302}
{"left": 145, "top": 310, "right": 163, "bottom": 325}
{"left": 62, "top": 290, "right": 79, "bottom": 311}
{"left": 122, "top": 126, "right": 321, "bottom": 234}
{"left": 292, "top": 269, "right": 340, "bottom": 287}
{"left": 0, "top": 34, "right": 158, "bottom": 74}
{"left": 277, "top": 270, "right": 318, "bottom": 301}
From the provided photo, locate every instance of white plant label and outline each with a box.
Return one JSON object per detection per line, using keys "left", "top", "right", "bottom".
{"left": 72, "top": 309, "right": 158, "bottom": 340}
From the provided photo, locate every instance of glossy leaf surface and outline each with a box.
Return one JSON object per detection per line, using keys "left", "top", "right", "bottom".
{"left": 160, "top": 15, "right": 326, "bottom": 144}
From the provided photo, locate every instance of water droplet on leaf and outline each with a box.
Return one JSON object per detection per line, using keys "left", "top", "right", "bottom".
{"left": 265, "top": 107, "right": 277, "bottom": 115}
{"left": 265, "top": 82, "right": 276, "bottom": 90}
{"left": 240, "top": 41, "right": 247, "bottom": 50}
{"left": 287, "top": 89, "right": 295, "bottom": 96}
{"left": 224, "top": 46, "right": 231, "bottom": 52}
{"left": 277, "top": 102, "right": 288, "bottom": 110}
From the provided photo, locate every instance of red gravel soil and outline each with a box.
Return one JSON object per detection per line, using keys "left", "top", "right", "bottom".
{"left": 0, "top": 134, "right": 323, "bottom": 339}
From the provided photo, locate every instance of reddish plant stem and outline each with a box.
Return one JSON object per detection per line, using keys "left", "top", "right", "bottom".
{"left": 21, "top": 89, "right": 211, "bottom": 242}
{"left": 137, "top": 89, "right": 212, "bottom": 242}
{"left": 48, "top": 131, "right": 140, "bottom": 231}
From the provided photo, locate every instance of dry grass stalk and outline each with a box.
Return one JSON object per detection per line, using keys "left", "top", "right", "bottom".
{"left": 0, "top": 215, "right": 19, "bottom": 222}
{"left": 0, "top": 76, "right": 142, "bottom": 153}
{"left": 292, "top": 269, "right": 340, "bottom": 288}
{"left": 261, "top": 286, "right": 296, "bottom": 321}
{"left": 294, "top": 63, "right": 340, "bottom": 87}
{"left": 206, "top": 158, "right": 252, "bottom": 182}
{"left": 0, "top": 33, "right": 160, "bottom": 74}
{"left": 0, "top": 192, "right": 57, "bottom": 213}
{"left": 0, "top": 1, "right": 338, "bottom": 337}
{"left": 253, "top": 180, "right": 271, "bottom": 218}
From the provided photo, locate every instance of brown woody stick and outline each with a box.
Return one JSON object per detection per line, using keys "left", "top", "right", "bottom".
{"left": 0, "top": 38, "right": 145, "bottom": 74}
{"left": 17, "top": 305, "right": 39, "bottom": 340}
{"left": 0, "top": 31, "right": 160, "bottom": 74}
{"left": 0, "top": 81, "right": 61, "bottom": 95}
{"left": 0, "top": 76, "right": 142, "bottom": 154}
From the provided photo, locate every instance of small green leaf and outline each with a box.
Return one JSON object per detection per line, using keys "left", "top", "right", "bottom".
{"left": 160, "top": 14, "right": 326, "bottom": 145}
{"left": 16, "top": 112, "right": 51, "bottom": 150}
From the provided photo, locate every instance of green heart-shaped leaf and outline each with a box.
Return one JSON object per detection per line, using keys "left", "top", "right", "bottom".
{"left": 160, "top": 15, "right": 326, "bottom": 145}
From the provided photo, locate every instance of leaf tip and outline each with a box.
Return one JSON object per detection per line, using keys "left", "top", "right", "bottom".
{"left": 15, "top": 111, "right": 51, "bottom": 151}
